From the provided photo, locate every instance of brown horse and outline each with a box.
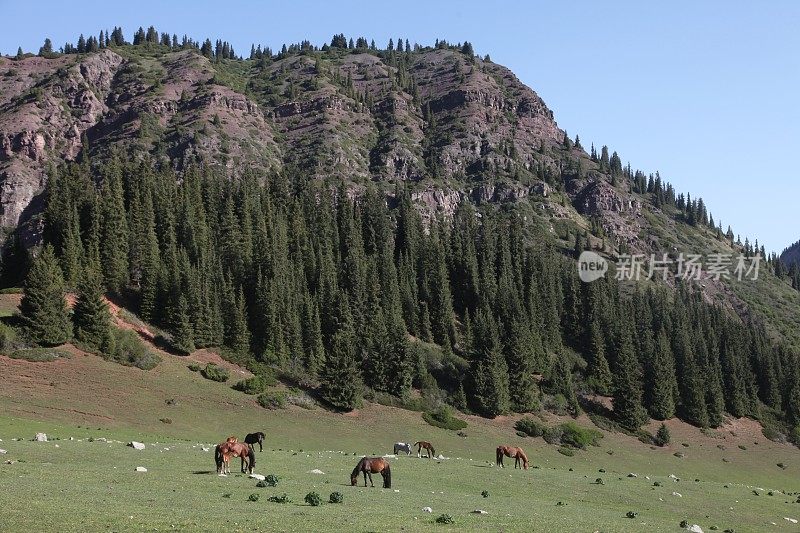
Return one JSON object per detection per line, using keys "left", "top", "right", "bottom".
{"left": 350, "top": 457, "right": 392, "bottom": 488}
{"left": 215, "top": 440, "right": 256, "bottom": 475}
{"left": 413, "top": 441, "right": 435, "bottom": 458}
{"left": 496, "top": 445, "right": 528, "bottom": 469}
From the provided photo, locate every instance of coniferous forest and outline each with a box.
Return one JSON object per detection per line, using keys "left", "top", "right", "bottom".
{"left": 5, "top": 153, "right": 799, "bottom": 438}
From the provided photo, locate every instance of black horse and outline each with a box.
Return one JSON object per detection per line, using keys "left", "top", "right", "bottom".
{"left": 244, "top": 431, "right": 266, "bottom": 452}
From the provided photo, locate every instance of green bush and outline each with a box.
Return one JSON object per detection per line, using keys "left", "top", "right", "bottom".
{"left": 557, "top": 446, "right": 575, "bottom": 457}
{"left": 654, "top": 423, "right": 671, "bottom": 447}
{"left": 201, "top": 363, "right": 230, "bottom": 383}
{"left": 267, "top": 493, "right": 291, "bottom": 503}
{"left": 232, "top": 376, "right": 268, "bottom": 395}
{"left": 435, "top": 514, "right": 454, "bottom": 524}
{"left": 515, "top": 417, "right": 547, "bottom": 438}
{"left": 248, "top": 493, "right": 259, "bottom": 502}
{"left": 559, "top": 422, "right": 603, "bottom": 449}
{"left": 789, "top": 425, "right": 800, "bottom": 445}
{"left": 0, "top": 322, "right": 25, "bottom": 352}
{"left": 257, "top": 391, "right": 287, "bottom": 410}
{"left": 542, "top": 426, "right": 564, "bottom": 445}
{"left": 422, "top": 405, "right": 467, "bottom": 431}
{"left": 105, "top": 329, "right": 160, "bottom": 370}
{"left": 187, "top": 363, "right": 201, "bottom": 372}
{"left": 304, "top": 491, "right": 321, "bottom": 506}
{"left": 265, "top": 474, "right": 280, "bottom": 486}
{"left": 329, "top": 491, "right": 343, "bottom": 504}
{"left": 481, "top": 490, "right": 489, "bottom": 498}
{"left": 8, "top": 347, "right": 70, "bottom": 362}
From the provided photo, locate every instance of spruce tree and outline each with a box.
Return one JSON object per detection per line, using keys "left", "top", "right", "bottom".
{"left": 550, "top": 349, "right": 580, "bottom": 414}
{"left": 319, "top": 295, "right": 362, "bottom": 410}
{"left": 611, "top": 317, "right": 648, "bottom": 430}
{"left": 19, "top": 246, "right": 71, "bottom": 346}
{"left": 586, "top": 315, "right": 612, "bottom": 394}
{"left": 646, "top": 328, "right": 677, "bottom": 419}
{"left": 467, "top": 305, "right": 510, "bottom": 417}
{"left": 170, "top": 295, "right": 195, "bottom": 355}
{"left": 504, "top": 317, "right": 540, "bottom": 412}
{"left": 73, "top": 263, "right": 112, "bottom": 351}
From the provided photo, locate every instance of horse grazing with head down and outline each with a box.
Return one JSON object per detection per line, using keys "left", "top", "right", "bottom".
{"left": 393, "top": 442, "right": 412, "bottom": 455}
{"left": 215, "top": 439, "right": 256, "bottom": 475}
{"left": 244, "top": 432, "right": 266, "bottom": 452}
{"left": 413, "top": 441, "right": 435, "bottom": 458}
{"left": 496, "top": 445, "right": 528, "bottom": 469}
{"left": 350, "top": 457, "right": 391, "bottom": 488}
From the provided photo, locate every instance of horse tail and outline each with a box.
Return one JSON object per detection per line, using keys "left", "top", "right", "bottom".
{"left": 215, "top": 445, "right": 223, "bottom": 472}
{"left": 383, "top": 463, "right": 391, "bottom": 488}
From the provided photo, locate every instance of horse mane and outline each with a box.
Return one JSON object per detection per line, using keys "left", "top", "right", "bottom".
{"left": 351, "top": 457, "right": 364, "bottom": 479}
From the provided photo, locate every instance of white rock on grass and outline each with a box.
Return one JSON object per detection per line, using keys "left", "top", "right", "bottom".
{"left": 0, "top": 449, "right": 7, "bottom": 455}
{"left": 202, "top": 447, "right": 210, "bottom": 452}
{"left": 35, "top": 433, "right": 47, "bottom": 442}
{"left": 685, "top": 525, "right": 703, "bottom": 533}
{"left": 422, "top": 507, "right": 433, "bottom": 513}
{"left": 249, "top": 474, "right": 266, "bottom": 481}
{"left": 128, "top": 442, "right": 145, "bottom": 450}
{"left": 471, "top": 510, "right": 488, "bottom": 515}
{"left": 306, "top": 469, "right": 325, "bottom": 475}
{"left": 135, "top": 467, "right": 147, "bottom": 473}
{"left": 672, "top": 491, "right": 682, "bottom": 497}
{"left": 785, "top": 518, "right": 798, "bottom": 524}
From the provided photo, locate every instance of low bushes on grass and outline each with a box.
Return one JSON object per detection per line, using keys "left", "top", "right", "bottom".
{"left": 104, "top": 329, "right": 160, "bottom": 370}
{"left": 515, "top": 417, "right": 547, "bottom": 438}
{"left": 435, "top": 514, "right": 454, "bottom": 524}
{"left": 304, "top": 491, "right": 321, "bottom": 506}
{"left": 232, "top": 376, "right": 268, "bottom": 395}
{"left": 200, "top": 363, "right": 230, "bottom": 383}
{"left": 329, "top": 491, "right": 343, "bottom": 504}
{"left": 248, "top": 493, "right": 259, "bottom": 502}
{"left": 187, "top": 363, "right": 201, "bottom": 372}
{"left": 542, "top": 426, "right": 563, "bottom": 445}
{"left": 558, "top": 447, "right": 575, "bottom": 457}
{"left": 286, "top": 389, "right": 316, "bottom": 410}
{"left": 559, "top": 422, "right": 603, "bottom": 449}
{"left": 8, "top": 347, "right": 70, "bottom": 362}
{"left": 267, "top": 493, "right": 291, "bottom": 503}
{"left": 422, "top": 405, "right": 467, "bottom": 431}
{"left": 257, "top": 390, "right": 287, "bottom": 410}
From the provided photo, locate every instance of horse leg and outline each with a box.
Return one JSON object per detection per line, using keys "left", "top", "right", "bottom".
{"left": 368, "top": 471, "right": 374, "bottom": 487}
{"left": 363, "top": 471, "right": 368, "bottom": 487}
{"left": 259, "top": 441, "right": 263, "bottom": 453}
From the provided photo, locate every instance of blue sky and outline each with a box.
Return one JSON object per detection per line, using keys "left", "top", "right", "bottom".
{"left": 2, "top": 0, "right": 797, "bottom": 253}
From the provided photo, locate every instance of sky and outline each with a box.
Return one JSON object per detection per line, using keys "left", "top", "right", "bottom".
{"left": 1, "top": 0, "right": 798, "bottom": 253}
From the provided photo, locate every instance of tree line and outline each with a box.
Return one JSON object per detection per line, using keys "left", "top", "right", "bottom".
{"left": 3, "top": 154, "right": 798, "bottom": 436}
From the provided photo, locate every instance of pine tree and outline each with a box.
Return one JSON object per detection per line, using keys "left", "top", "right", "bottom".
{"left": 19, "top": 246, "right": 71, "bottom": 346}
{"left": 170, "top": 295, "right": 195, "bottom": 355}
{"left": 99, "top": 165, "right": 129, "bottom": 294}
{"left": 646, "top": 328, "right": 677, "bottom": 419}
{"left": 467, "top": 305, "right": 510, "bottom": 417}
{"left": 612, "top": 317, "right": 648, "bottom": 430}
{"left": 550, "top": 349, "right": 580, "bottom": 414}
{"left": 225, "top": 287, "right": 250, "bottom": 355}
{"left": 586, "top": 315, "right": 612, "bottom": 394}
{"left": 319, "top": 294, "right": 362, "bottom": 410}
{"left": 72, "top": 263, "right": 112, "bottom": 351}
{"left": 504, "top": 317, "right": 540, "bottom": 412}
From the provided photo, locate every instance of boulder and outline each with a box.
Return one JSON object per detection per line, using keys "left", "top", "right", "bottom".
{"left": 128, "top": 441, "right": 145, "bottom": 450}
{"left": 249, "top": 474, "right": 266, "bottom": 481}
{"left": 306, "top": 469, "right": 325, "bottom": 475}
{"left": 0, "top": 449, "right": 6, "bottom": 455}
{"left": 785, "top": 518, "right": 798, "bottom": 524}
{"left": 685, "top": 525, "right": 703, "bottom": 533}
{"left": 422, "top": 507, "right": 433, "bottom": 513}
{"left": 35, "top": 433, "right": 47, "bottom": 442}
{"left": 135, "top": 466, "right": 147, "bottom": 472}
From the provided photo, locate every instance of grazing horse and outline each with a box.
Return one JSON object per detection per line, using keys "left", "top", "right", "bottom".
{"left": 393, "top": 442, "right": 412, "bottom": 456}
{"left": 350, "top": 457, "right": 392, "bottom": 488}
{"left": 496, "top": 445, "right": 528, "bottom": 470}
{"left": 413, "top": 441, "right": 435, "bottom": 458}
{"left": 215, "top": 440, "right": 256, "bottom": 475}
{"left": 244, "top": 432, "right": 266, "bottom": 452}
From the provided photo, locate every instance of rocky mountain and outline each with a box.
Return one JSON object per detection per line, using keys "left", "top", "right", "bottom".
{"left": 1, "top": 37, "right": 799, "bottom": 348}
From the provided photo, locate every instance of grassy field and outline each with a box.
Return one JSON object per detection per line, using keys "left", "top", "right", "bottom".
{"left": 1, "top": 348, "right": 800, "bottom": 532}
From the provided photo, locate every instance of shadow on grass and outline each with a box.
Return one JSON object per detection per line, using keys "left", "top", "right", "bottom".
{"left": 192, "top": 470, "right": 216, "bottom": 475}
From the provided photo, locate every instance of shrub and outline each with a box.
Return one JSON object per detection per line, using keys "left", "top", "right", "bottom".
{"left": 159, "top": 418, "right": 172, "bottom": 424}
{"left": 558, "top": 447, "right": 575, "bottom": 457}
{"left": 0, "top": 322, "right": 25, "bottom": 352}
{"left": 304, "top": 491, "right": 321, "bottom": 506}
{"left": 232, "top": 376, "right": 268, "bottom": 395}
{"left": 654, "top": 423, "right": 671, "bottom": 447}
{"left": 559, "top": 422, "right": 602, "bottom": 449}
{"left": 542, "top": 426, "right": 564, "bottom": 445}
{"left": 422, "top": 405, "right": 467, "bottom": 431}
{"left": 481, "top": 490, "right": 489, "bottom": 498}
{"left": 790, "top": 425, "right": 800, "bottom": 445}
{"left": 201, "top": 363, "right": 230, "bottom": 383}
{"left": 435, "top": 514, "right": 454, "bottom": 524}
{"left": 255, "top": 480, "right": 269, "bottom": 488}
{"left": 515, "top": 417, "right": 547, "bottom": 438}
{"left": 286, "top": 389, "right": 317, "bottom": 410}
{"left": 267, "top": 493, "right": 291, "bottom": 503}
{"left": 265, "top": 474, "right": 280, "bottom": 486}
{"left": 8, "top": 348, "right": 70, "bottom": 362}
{"left": 187, "top": 363, "right": 201, "bottom": 372}
{"left": 248, "top": 493, "right": 259, "bottom": 502}
{"left": 257, "top": 391, "right": 287, "bottom": 410}
{"left": 105, "top": 329, "right": 160, "bottom": 370}
{"left": 329, "top": 491, "right": 344, "bottom": 504}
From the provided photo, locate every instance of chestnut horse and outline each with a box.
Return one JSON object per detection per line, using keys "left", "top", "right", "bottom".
{"left": 413, "top": 441, "right": 435, "bottom": 458}
{"left": 215, "top": 439, "right": 256, "bottom": 475}
{"left": 350, "top": 457, "right": 392, "bottom": 488}
{"left": 496, "top": 445, "right": 528, "bottom": 469}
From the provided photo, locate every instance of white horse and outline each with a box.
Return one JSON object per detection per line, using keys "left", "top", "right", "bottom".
{"left": 393, "top": 442, "right": 412, "bottom": 455}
